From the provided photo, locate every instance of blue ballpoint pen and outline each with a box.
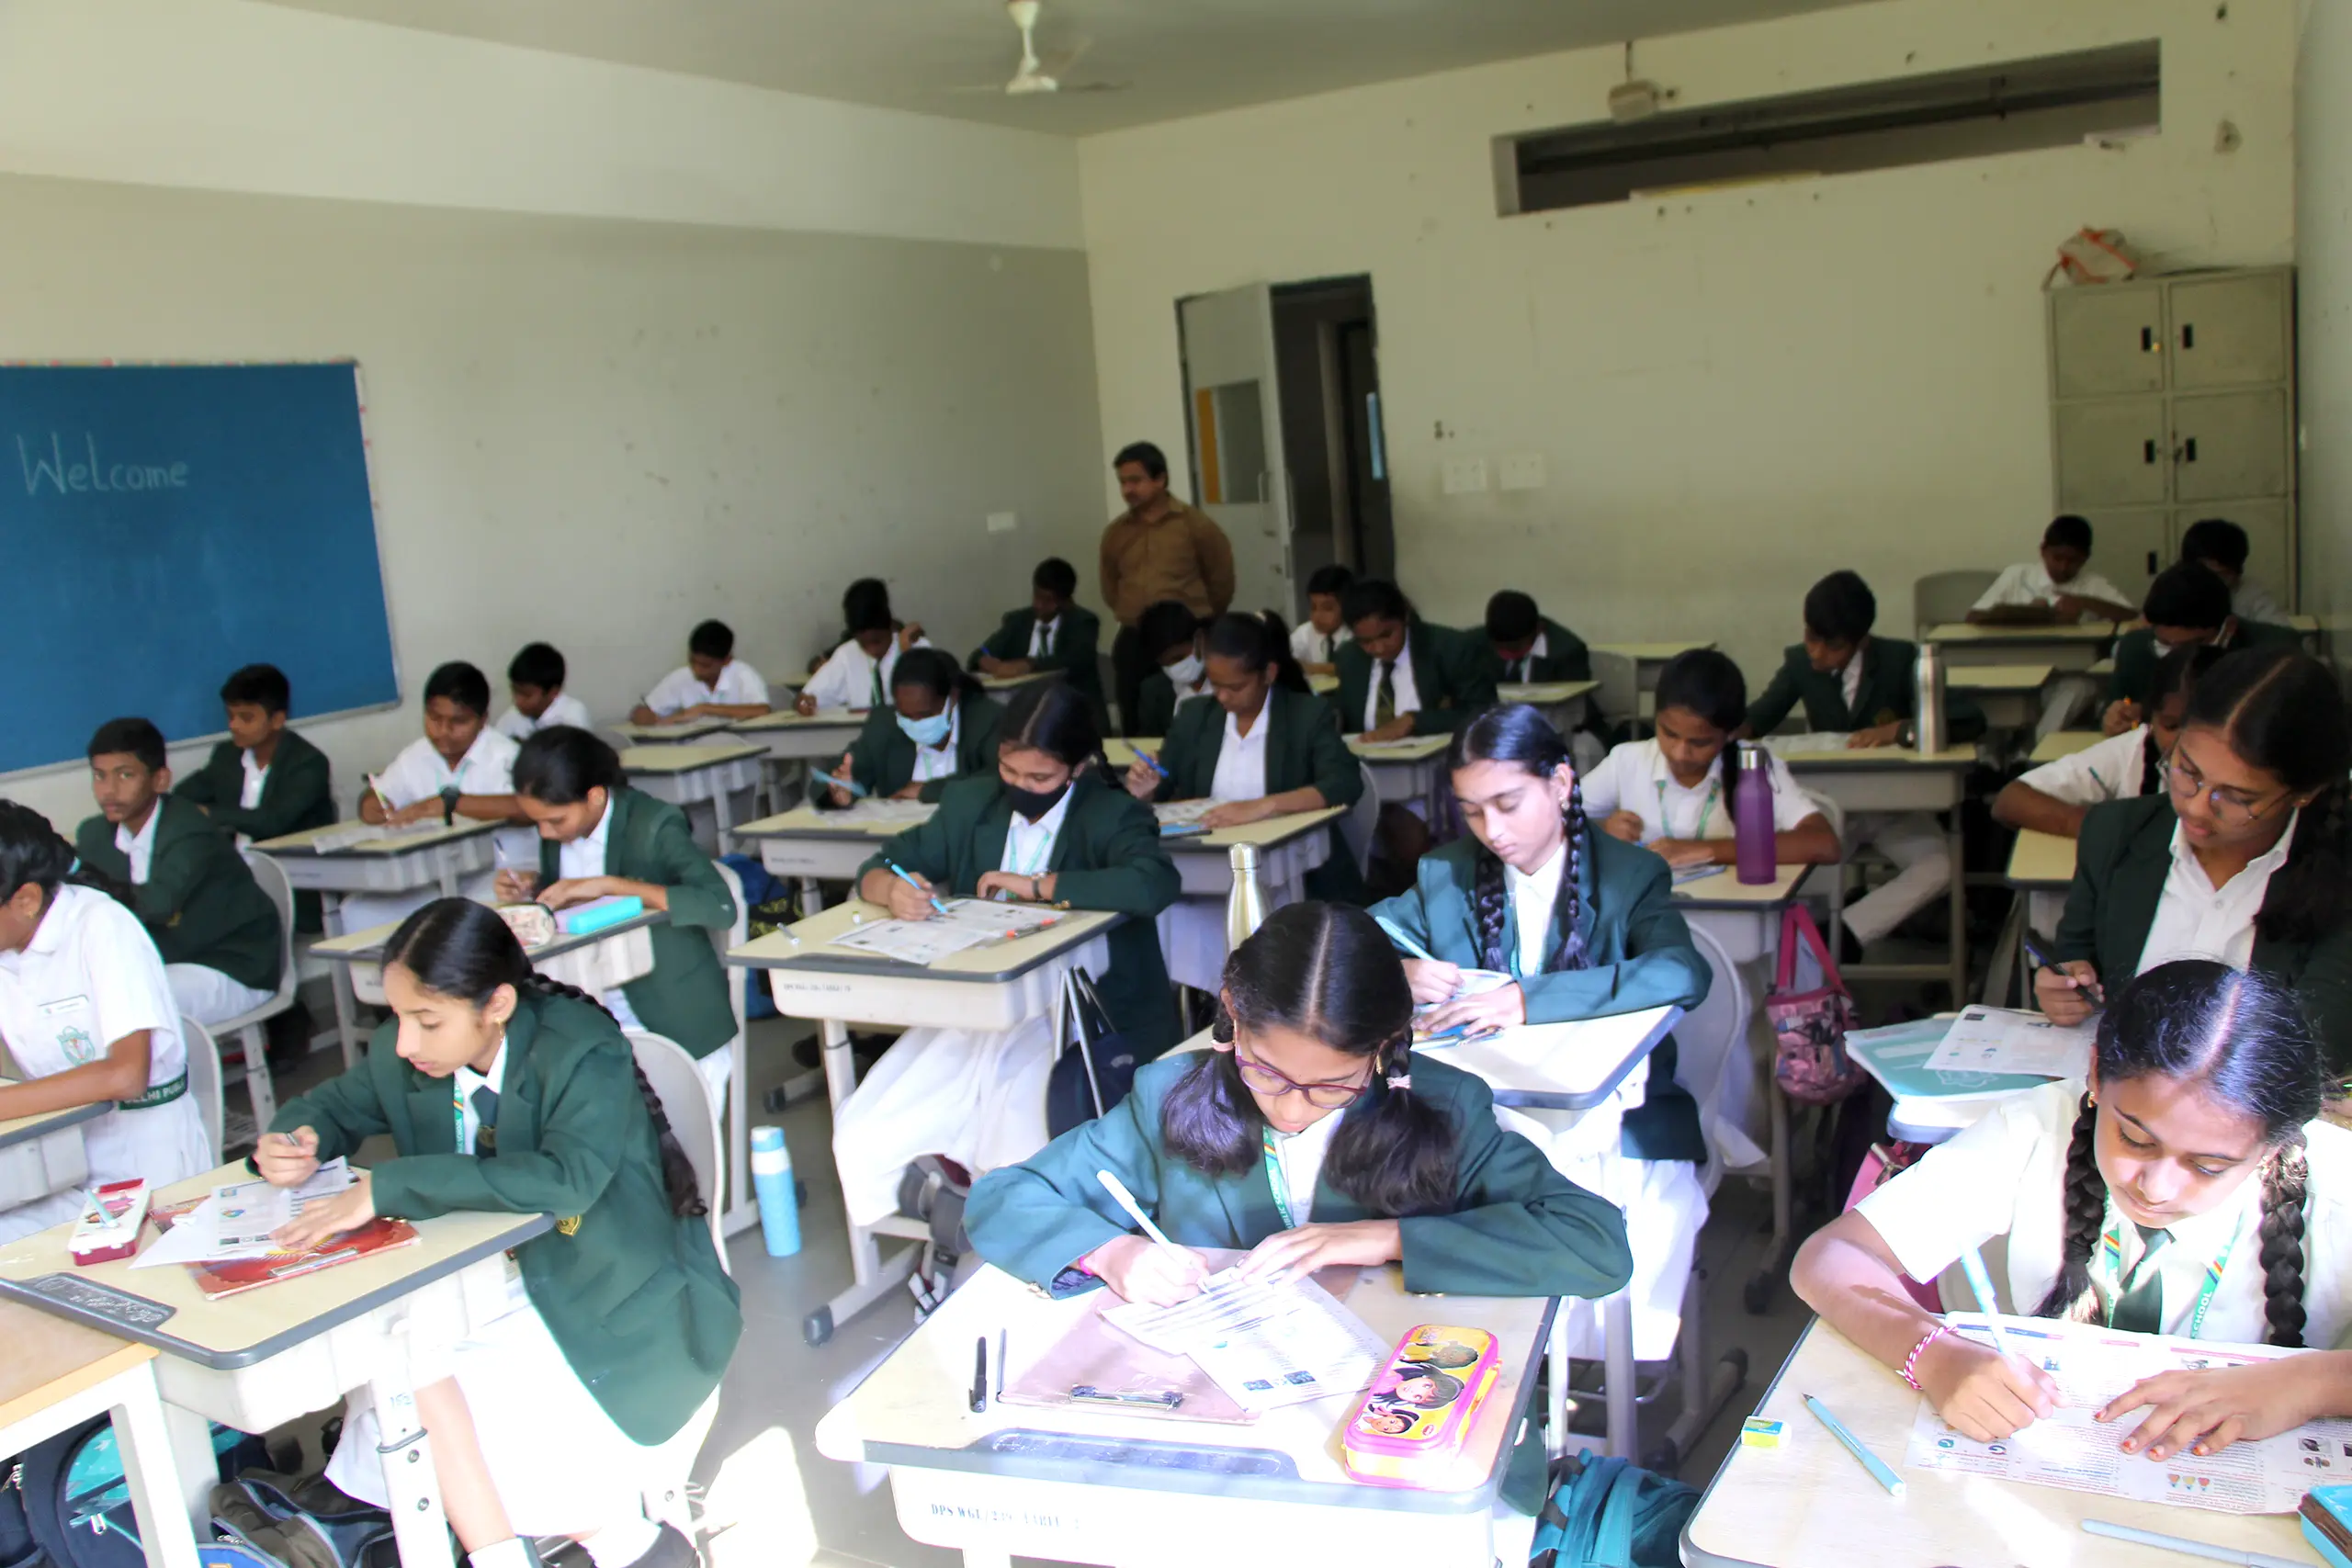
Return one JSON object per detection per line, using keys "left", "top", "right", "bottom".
{"left": 884, "top": 860, "right": 950, "bottom": 916}
{"left": 1374, "top": 915, "right": 1439, "bottom": 964}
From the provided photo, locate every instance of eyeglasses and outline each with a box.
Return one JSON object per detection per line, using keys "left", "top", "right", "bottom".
{"left": 2159, "top": 752, "right": 2292, "bottom": 829}
{"left": 1233, "top": 1043, "right": 1373, "bottom": 1110}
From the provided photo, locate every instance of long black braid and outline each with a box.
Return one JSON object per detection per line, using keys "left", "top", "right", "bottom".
{"left": 519, "top": 974, "right": 707, "bottom": 1221}
{"left": 1452, "top": 705, "right": 1589, "bottom": 976}
{"left": 2032, "top": 1093, "right": 2109, "bottom": 1325}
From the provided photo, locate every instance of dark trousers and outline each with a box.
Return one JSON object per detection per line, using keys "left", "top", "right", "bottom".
{"left": 1111, "top": 624, "right": 1152, "bottom": 737}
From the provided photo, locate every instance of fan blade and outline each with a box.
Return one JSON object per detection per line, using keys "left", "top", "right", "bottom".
{"left": 1038, "top": 35, "right": 1092, "bottom": 77}
{"left": 1059, "top": 81, "right": 1129, "bottom": 94}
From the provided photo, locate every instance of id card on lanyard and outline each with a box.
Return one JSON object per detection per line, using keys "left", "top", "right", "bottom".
{"left": 2097, "top": 1196, "right": 2243, "bottom": 1340}
{"left": 1261, "top": 1128, "right": 1297, "bottom": 1229}
{"left": 1653, "top": 775, "right": 1720, "bottom": 841}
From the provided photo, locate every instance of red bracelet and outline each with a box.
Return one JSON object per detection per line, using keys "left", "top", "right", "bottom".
{"left": 1900, "top": 1323, "right": 1952, "bottom": 1392}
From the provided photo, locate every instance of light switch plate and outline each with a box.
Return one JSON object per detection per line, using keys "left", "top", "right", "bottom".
{"left": 986, "top": 512, "right": 1018, "bottom": 534}
{"left": 1442, "top": 457, "right": 1489, "bottom": 495}
{"left": 1499, "top": 455, "right": 1547, "bottom": 491}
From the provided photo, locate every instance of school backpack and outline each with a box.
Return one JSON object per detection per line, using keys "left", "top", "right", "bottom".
{"left": 1045, "top": 968, "right": 1138, "bottom": 1136}
{"left": 1528, "top": 1450, "right": 1699, "bottom": 1568}
{"left": 11, "top": 1416, "right": 266, "bottom": 1568}
{"left": 718, "top": 853, "right": 794, "bottom": 1021}
{"left": 1766, "top": 904, "right": 1867, "bottom": 1107}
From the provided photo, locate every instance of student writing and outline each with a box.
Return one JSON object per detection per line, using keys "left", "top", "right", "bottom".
{"left": 812, "top": 649, "right": 1004, "bottom": 808}
{"left": 75, "top": 717, "right": 282, "bottom": 1029}
{"left": 174, "top": 662, "right": 335, "bottom": 852}
{"left": 494, "top": 642, "right": 592, "bottom": 740}
{"left": 1585, "top": 649, "right": 1838, "bottom": 874}
{"left": 2103, "top": 564, "right": 2301, "bottom": 735}
{"left": 2041, "top": 648, "right": 2352, "bottom": 1073}
{"left": 969, "top": 557, "right": 1104, "bottom": 717}
{"left": 1332, "top": 579, "right": 1498, "bottom": 740}
{"left": 831, "top": 682, "right": 1182, "bottom": 1227}
{"left": 797, "top": 580, "right": 927, "bottom": 715}
{"left": 258, "top": 899, "right": 740, "bottom": 1568}
{"left": 1967, "top": 513, "right": 2138, "bottom": 625}
{"left": 631, "top": 620, "right": 770, "bottom": 727}
{"left": 1129, "top": 599, "right": 1210, "bottom": 737}
{"left": 0, "top": 803, "right": 213, "bottom": 1244}
{"left": 966, "top": 901, "right": 1634, "bottom": 1306}
{"left": 1369, "top": 705, "right": 1710, "bottom": 1360}
{"left": 2181, "top": 516, "right": 2288, "bottom": 627}
{"left": 1795, "top": 962, "right": 2352, "bottom": 1462}
{"left": 1482, "top": 589, "right": 1592, "bottom": 684}
{"left": 1291, "top": 563, "right": 1354, "bottom": 676}
{"left": 495, "top": 727, "right": 741, "bottom": 1107}
{"left": 344, "top": 661, "right": 529, "bottom": 930}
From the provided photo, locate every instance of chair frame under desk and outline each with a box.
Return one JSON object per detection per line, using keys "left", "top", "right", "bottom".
{"left": 0, "top": 1091, "right": 105, "bottom": 1213}
{"left": 725, "top": 904, "right": 1120, "bottom": 1347}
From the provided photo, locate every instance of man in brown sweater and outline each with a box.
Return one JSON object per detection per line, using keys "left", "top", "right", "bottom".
{"left": 1099, "top": 440, "right": 1236, "bottom": 734}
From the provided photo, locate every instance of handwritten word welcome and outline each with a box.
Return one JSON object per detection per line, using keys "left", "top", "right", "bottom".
{"left": 17, "top": 434, "right": 189, "bottom": 495}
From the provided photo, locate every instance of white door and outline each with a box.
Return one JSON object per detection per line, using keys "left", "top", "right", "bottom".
{"left": 1179, "top": 285, "right": 1294, "bottom": 618}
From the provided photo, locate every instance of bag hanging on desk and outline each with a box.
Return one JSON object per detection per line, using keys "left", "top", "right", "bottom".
{"left": 1766, "top": 904, "right": 1866, "bottom": 1107}
{"left": 1046, "top": 967, "right": 1139, "bottom": 1135}
{"left": 1529, "top": 1449, "right": 1698, "bottom": 1568}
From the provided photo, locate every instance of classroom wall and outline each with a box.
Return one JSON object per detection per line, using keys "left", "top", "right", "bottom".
{"left": 2297, "top": 0, "right": 2352, "bottom": 663}
{"left": 1077, "top": 0, "right": 2298, "bottom": 682}
{"left": 0, "top": 1, "right": 1106, "bottom": 829}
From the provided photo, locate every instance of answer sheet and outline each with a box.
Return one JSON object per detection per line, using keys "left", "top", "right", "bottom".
{"left": 133, "top": 1159, "right": 357, "bottom": 1269}
{"left": 1923, "top": 1007, "right": 2096, "bottom": 1079}
{"left": 1102, "top": 1269, "right": 1389, "bottom": 1412}
{"left": 1906, "top": 1314, "right": 2352, "bottom": 1515}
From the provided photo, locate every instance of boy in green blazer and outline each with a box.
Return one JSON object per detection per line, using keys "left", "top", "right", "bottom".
{"left": 1130, "top": 599, "right": 1210, "bottom": 738}
{"left": 970, "top": 557, "right": 1105, "bottom": 716}
{"left": 260, "top": 900, "right": 738, "bottom": 1568}
{"left": 1483, "top": 590, "right": 1593, "bottom": 684}
{"left": 2103, "top": 562, "right": 2303, "bottom": 733}
{"left": 77, "top": 716, "right": 282, "bottom": 1026}
{"left": 174, "top": 663, "right": 334, "bottom": 931}
{"left": 1332, "top": 580, "right": 1498, "bottom": 739}
{"left": 812, "top": 652, "right": 1005, "bottom": 807}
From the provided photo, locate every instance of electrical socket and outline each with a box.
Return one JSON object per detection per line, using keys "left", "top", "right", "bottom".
{"left": 1442, "top": 457, "right": 1489, "bottom": 495}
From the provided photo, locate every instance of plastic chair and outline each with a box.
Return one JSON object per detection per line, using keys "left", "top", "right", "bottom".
{"left": 1912, "top": 570, "right": 1999, "bottom": 637}
{"left": 707, "top": 858, "right": 754, "bottom": 1236}
{"left": 1337, "top": 760, "right": 1382, "bottom": 877}
{"left": 181, "top": 1014, "right": 225, "bottom": 1164}
{"left": 1681, "top": 924, "right": 1760, "bottom": 1201}
{"left": 212, "top": 853, "right": 298, "bottom": 1131}
{"left": 1589, "top": 649, "right": 1641, "bottom": 738}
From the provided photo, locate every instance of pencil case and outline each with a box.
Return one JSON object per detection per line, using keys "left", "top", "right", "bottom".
{"left": 2302, "top": 1484, "right": 2352, "bottom": 1568}
{"left": 1341, "top": 1325, "right": 1501, "bottom": 1488}
{"left": 495, "top": 902, "right": 557, "bottom": 948}
{"left": 558, "top": 895, "right": 644, "bottom": 936}
{"left": 72, "top": 1179, "right": 149, "bottom": 1265}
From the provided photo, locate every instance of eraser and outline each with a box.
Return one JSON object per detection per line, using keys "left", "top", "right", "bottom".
{"left": 1740, "top": 1416, "right": 1789, "bottom": 1450}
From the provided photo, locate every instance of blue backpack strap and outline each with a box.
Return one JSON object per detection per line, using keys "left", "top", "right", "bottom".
{"left": 1587, "top": 1457, "right": 1644, "bottom": 1568}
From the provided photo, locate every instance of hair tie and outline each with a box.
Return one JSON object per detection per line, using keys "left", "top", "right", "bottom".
{"left": 1386, "top": 1074, "right": 1411, "bottom": 1090}
{"left": 67, "top": 856, "right": 81, "bottom": 874}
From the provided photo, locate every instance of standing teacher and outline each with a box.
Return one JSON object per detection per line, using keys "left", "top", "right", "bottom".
{"left": 1100, "top": 441, "right": 1236, "bottom": 736}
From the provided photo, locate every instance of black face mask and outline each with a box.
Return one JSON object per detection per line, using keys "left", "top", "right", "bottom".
{"left": 1005, "top": 779, "right": 1071, "bottom": 822}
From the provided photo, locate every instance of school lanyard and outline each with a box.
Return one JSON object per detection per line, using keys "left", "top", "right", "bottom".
{"left": 451, "top": 1081, "right": 470, "bottom": 1155}
{"left": 1261, "top": 1127, "right": 1297, "bottom": 1229}
{"left": 2096, "top": 1196, "right": 2243, "bottom": 1341}
{"left": 1653, "top": 776, "right": 1720, "bottom": 841}
{"left": 1003, "top": 819, "right": 1057, "bottom": 877}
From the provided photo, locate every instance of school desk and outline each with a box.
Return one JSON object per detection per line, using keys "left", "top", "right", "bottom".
{"left": 618, "top": 741, "right": 767, "bottom": 854}
{"left": 1498, "top": 678, "right": 1600, "bottom": 737}
{"left": 1772, "top": 744, "right": 1977, "bottom": 1004}
{"left": 608, "top": 716, "right": 738, "bottom": 745}
{"left": 0, "top": 1087, "right": 106, "bottom": 1212}
{"left": 1348, "top": 733, "right": 1453, "bottom": 819}
{"left": 311, "top": 908, "right": 662, "bottom": 1006}
{"left": 254, "top": 818, "right": 502, "bottom": 1067}
{"left": 1679, "top": 1319, "right": 2312, "bottom": 1568}
{"left": 0, "top": 1299, "right": 200, "bottom": 1568}
{"left": 726, "top": 902, "right": 1118, "bottom": 1348}
{"left": 2088, "top": 655, "right": 2116, "bottom": 677}
{"left": 1946, "top": 662, "right": 2053, "bottom": 737}
{"left": 2030, "top": 729, "right": 2108, "bottom": 763}
{"left": 1149, "top": 808, "right": 1345, "bottom": 993}
{"left": 721, "top": 708, "right": 873, "bottom": 817}
{"left": 0, "top": 1162, "right": 550, "bottom": 1568}
{"left": 1102, "top": 738, "right": 1147, "bottom": 771}
{"left": 1920, "top": 619, "right": 2116, "bottom": 671}
{"left": 814, "top": 1257, "right": 1554, "bottom": 1568}
{"left": 1308, "top": 671, "right": 1340, "bottom": 696}
{"left": 978, "top": 670, "right": 1059, "bottom": 694}
{"left": 1592, "top": 640, "right": 1714, "bottom": 695}
{"left": 734, "top": 802, "right": 938, "bottom": 913}
{"left": 1980, "top": 829, "right": 2080, "bottom": 1011}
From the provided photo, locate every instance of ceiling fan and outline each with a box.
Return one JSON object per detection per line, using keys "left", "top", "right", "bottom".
{"left": 952, "top": 0, "right": 1125, "bottom": 97}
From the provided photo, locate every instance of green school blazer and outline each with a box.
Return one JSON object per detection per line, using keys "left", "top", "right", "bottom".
{"left": 971, "top": 605, "right": 1105, "bottom": 704}
{"left": 1154, "top": 685, "right": 1366, "bottom": 904}
{"left": 967, "top": 1052, "right": 1634, "bottom": 1301}
{"left": 74, "top": 796, "right": 281, "bottom": 993}
{"left": 1745, "top": 637, "right": 1987, "bottom": 743}
{"left": 2107, "top": 620, "right": 2305, "bottom": 706}
{"left": 537, "top": 788, "right": 737, "bottom": 1059}
{"left": 268, "top": 990, "right": 741, "bottom": 1445}
{"left": 1332, "top": 622, "right": 1498, "bottom": 738}
{"left": 1485, "top": 615, "right": 1593, "bottom": 685}
{"left": 861, "top": 771, "right": 1182, "bottom": 1059}
{"left": 173, "top": 730, "right": 336, "bottom": 841}
{"left": 2054, "top": 795, "right": 2352, "bottom": 1073}
{"left": 1370, "top": 831, "right": 1710, "bottom": 1163}
{"left": 1133, "top": 671, "right": 1197, "bottom": 739}
{"left": 808, "top": 695, "right": 1006, "bottom": 808}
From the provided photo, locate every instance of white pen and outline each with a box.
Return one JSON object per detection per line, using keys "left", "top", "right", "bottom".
{"left": 2081, "top": 1518, "right": 2305, "bottom": 1568}
{"left": 1096, "top": 1169, "right": 1177, "bottom": 1248}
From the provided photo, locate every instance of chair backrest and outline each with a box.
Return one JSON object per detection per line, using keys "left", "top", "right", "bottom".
{"left": 1589, "top": 650, "right": 1640, "bottom": 733}
{"left": 628, "top": 1029, "right": 728, "bottom": 1268}
{"left": 244, "top": 852, "right": 300, "bottom": 1014}
{"left": 709, "top": 858, "right": 749, "bottom": 1046}
{"left": 1676, "top": 923, "right": 1757, "bottom": 1196}
{"left": 180, "top": 1013, "right": 225, "bottom": 1163}
{"left": 1912, "top": 570, "right": 1999, "bottom": 637}
{"left": 1338, "top": 760, "right": 1382, "bottom": 876}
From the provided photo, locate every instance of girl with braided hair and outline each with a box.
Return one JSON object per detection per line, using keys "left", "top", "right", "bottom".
{"left": 1368, "top": 704, "right": 1713, "bottom": 1362}
{"left": 255, "top": 898, "right": 740, "bottom": 1568}
{"left": 966, "top": 902, "right": 1632, "bottom": 1311}
{"left": 2040, "top": 646, "right": 2352, "bottom": 1074}
{"left": 1799, "top": 961, "right": 2352, "bottom": 1462}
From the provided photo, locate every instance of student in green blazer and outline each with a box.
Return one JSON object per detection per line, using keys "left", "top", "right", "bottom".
{"left": 1370, "top": 704, "right": 1713, "bottom": 1362}
{"left": 498, "top": 728, "right": 740, "bottom": 1100}
{"left": 258, "top": 899, "right": 739, "bottom": 1568}
{"left": 2103, "top": 562, "right": 2304, "bottom": 733}
{"left": 1130, "top": 599, "right": 1211, "bottom": 738}
{"left": 2043, "top": 647, "right": 2352, "bottom": 1073}
{"left": 76, "top": 717, "right": 282, "bottom": 1026}
{"left": 1123, "top": 611, "right": 1367, "bottom": 905}
{"left": 967, "top": 901, "right": 1633, "bottom": 1307}
{"left": 1483, "top": 590, "right": 1593, "bottom": 683}
{"left": 970, "top": 556, "right": 1105, "bottom": 716}
{"left": 1332, "top": 580, "right": 1499, "bottom": 739}
{"left": 174, "top": 663, "right": 337, "bottom": 842}
{"left": 811, "top": 650, "right": 1005, "bottom": 808}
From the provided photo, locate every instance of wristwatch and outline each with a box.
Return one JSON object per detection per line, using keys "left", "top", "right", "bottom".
{"left": 1898, "top": 720, "right": 1917, "bottom": 748}
{"left": 439, "top": 785, "right": 461, "bottom": 827}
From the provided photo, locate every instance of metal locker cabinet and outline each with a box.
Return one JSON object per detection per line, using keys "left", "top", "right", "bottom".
{"left": 2170, "top": 389, "right": 2291, "bottom": 503}
{"left": 2174, "top": 500, "right": 2293, "bottom": 612}
{"left": 2049, "top": 283, "right": 2168, "bottom": 397}
{"left": 2053, "top": 399, "right": 2169, "bottom": 509}
{"left": 2166, "top": 272, "right": 2292, "bottom": 390}
{"left": 2081, "top": 508, "right": 2171, "bottom": 607}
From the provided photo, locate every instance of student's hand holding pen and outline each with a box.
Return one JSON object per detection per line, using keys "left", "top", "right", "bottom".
{"left": 1085, "top": 1235, "right": 1211, "bottom": 1307}
{"left": 2034, "top": 960, "right": 2105, "bottom": 1026}
{"left": 1599, "top": 809, "right": 1645, "bottom": 844}
{"left": 254, "top": 1127, "right": 321, "bottom": 1187}
{"left": 493, "top": 868, "right": 540, "bottom": 903}
{"left": 2102, "top": 698, "right": 2143, "bottom": 737}
{"left": 1123, "top": 756, "right": 1159, "bottom": 801}
{"left": 1402, "top": 958, "right": 1462, "bottom": 1006}
{"left": 827, "top": 751, "right": 858, "bottom": 808}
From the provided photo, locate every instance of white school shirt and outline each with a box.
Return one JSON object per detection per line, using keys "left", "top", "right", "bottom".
{"left": 2137, "top": 813, "right": 2298, "bottom": 975}
{"left": 1265, "top": 1108, "right": 1342, "bottom": 1226}
{"left": 1860, "top": 1079, "right": 2352, "bottom": 1347}
{"left": 1209, "top": 704, "right": 1272, "bottom": 804}
{"left": 1363, "top": 653, "right": 1424, "bottom": 730}
{"left": 1973, "top": 560, "right": 2132, "bottom": 619}
{"left": 1578, "top": 739, "right": 1820, "bottom": 843}
{"left": 1498, "top": 633, "right": 1551, "bottom": 685}
{"left": 1838, "top": 654, "right": 1863, "bottom": 715}
{"left": 2233, "top": 578, "right": 2287, "bottom": 627}
{"left": 1507, "top": 843, "right": 1568, "bottom": 976}
{"left": 1291, "top": 622, "right": 1351, "bottom": 664}
{"left": 377, "top": 727, "right": 519, "bottom": 809}
{"left": 803, "top": 637, "right": 926, "bottom": 712}
{"left": 493, "top": 693, "right": 592, "bottom": 741}
{"left": 239, "top": 750, "right": 268, "bottom": 810}
{"left": 643, "top": 660, "right": 769, "bottom": 718}
{"left": 2018, "top": 727, "right": 2157, "bottom": 807}
{"left": 910, "top": 704, "right": 963, "bottom": 784}
{"left": 554, "top": 801, "right": 647, "bottom": 1032}
{"left": 1027, "top": 617, "right": 1062, "bottom": 659}
{"left": 114, "top": 807, "right": 162, "bottom": 885}
{"left": 1000, "top": 786, "right": 1076, "bottom": 878}
{"left": 0, "top": 886, "right": 209, "bottom": 1199}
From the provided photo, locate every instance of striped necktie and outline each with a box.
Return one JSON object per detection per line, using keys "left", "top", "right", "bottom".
{"left": 2110, "top": 1225, "right": 2171, "bottom": 1334}
{"left": 1374, "top": 660, "right": 1396, "bottom": 728}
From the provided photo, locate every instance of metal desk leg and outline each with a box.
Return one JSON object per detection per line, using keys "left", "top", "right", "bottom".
{"left": 722, "top": 1033, "right": 757, "bottom": 1236}
{"left": 1984, "top": 895, "right": 2025, "bottom": 1010}
{"left": 107, "top": 1366, "right": 203, "bottom": 1568}
{"left": 1602, "top": 1293, "right": 1637, "bottom": 1460}
{"left": 798, "top": 876, "right": 826, "bottom": 916}
{"left": 368, "top": 1325, "right": 454, "bottom": 1568}
{"left": 323, "top": 893, "right": 361, "bottom": 1069}
{"left": 1545, "top": 1316, "right": 1569, "bottom": 1464}
{"left": 437, "top": 864, "right": 460, "bottom": 898}
{"left": 805, "top": 1016, "right": 916, "bottom": 1346}
{"left": 1746, "top": 1081, "right": 1793, "bottom": 1315}
{"left": 1944, "top": 809, "right": 1968, "bottom": 1005}
{"left": 713, "top": 784, "right": 739, "bottom": 855}
{"left": 156, "top": 1400, "right": 217, "bottom": 1551}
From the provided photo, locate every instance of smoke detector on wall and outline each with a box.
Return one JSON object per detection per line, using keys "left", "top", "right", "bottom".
{"left": 1608, "top": 42, "right": 1677, "bottom": 123}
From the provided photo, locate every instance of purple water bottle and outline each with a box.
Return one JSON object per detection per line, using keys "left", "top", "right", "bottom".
{"left": 1735, "top": 741, "right": 1775, "bottom": 885}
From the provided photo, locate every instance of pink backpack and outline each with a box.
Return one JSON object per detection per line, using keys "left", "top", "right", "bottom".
{"left": 1767, "top": 904, "right": 1866, "bottom": 1106}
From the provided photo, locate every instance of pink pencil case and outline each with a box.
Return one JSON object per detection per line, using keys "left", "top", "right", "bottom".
{"left": 1341, "top": 1325, "right": 1502, "bottom": 1488}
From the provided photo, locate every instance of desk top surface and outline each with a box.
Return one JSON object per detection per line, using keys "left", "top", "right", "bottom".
{"left": 727, "top": 899, "right": 1119, "bottom": 980}
{"left": 1946, "top": 663, "right": 2054, "bottom": 691}
{"left": 726, "top": 709, "right": 868, "bottom": 733}
{"left": 254, "top": 818, "right": 496, "bottom": 857}
{"left": 607, "top": 717, "right": 735, "bottom": 743}
{"left": 617, "top": 742, "right": 768, "bottom": 773}
{"left": 311, "top": 908, "right": 665, "bottom": 963}
{"left": 0, "top": 1296, "right": 154, "bottom": 1432}
{"left": 1923, "top": 620, "right": 2118, "bottom": 644}
{"left": 1498, "top": 680, "right": 1600, "bottom": 704}
{"left": 1669, "top": 863, "right": 1816, "bottom": 906}
{"left": 0, "top": 1083, "right": 109, "bottom": 1149}
{"left": 1347, "top": 735, "right": 1452, "bottom": 762}
{"left": 1592, "top": 640, "right": 1714, "bottom": 660}
{"left": 2030, "top": 730, "right": 2107, "bottom": 763}
{"left": 2007, "top": 829, "right": 2079, "bottom": 888}
{"left": 1775, "top": 743, "right": 1978, "bottom": 771}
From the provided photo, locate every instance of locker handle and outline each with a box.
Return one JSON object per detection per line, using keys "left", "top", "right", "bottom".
{"left": 2146, "top": 550, "right": 2159, "bottom": 575}
{"left": 2181, "top": 322, "right": 2196, "bottom": 351}
{"left": 2143, "top": 439, "right": 2158, "bottom": 465}
{"left": 2141, "top": 326, "right": 2154, "bottom": 353}
{"left": 2183, "top": 437, "right": 2199, "bottom": 464}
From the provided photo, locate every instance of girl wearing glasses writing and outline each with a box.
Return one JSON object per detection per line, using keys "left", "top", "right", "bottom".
{"left": 965, "top": 901, "right": 1634, "bottom": 1308}
{"left": 2040, "top": 648, "right": 2352, "bottom": 1073}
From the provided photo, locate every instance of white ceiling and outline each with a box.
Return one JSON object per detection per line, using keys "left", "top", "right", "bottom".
{"left": 255, "top": 0, "right": 1876, "bottom": 137}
